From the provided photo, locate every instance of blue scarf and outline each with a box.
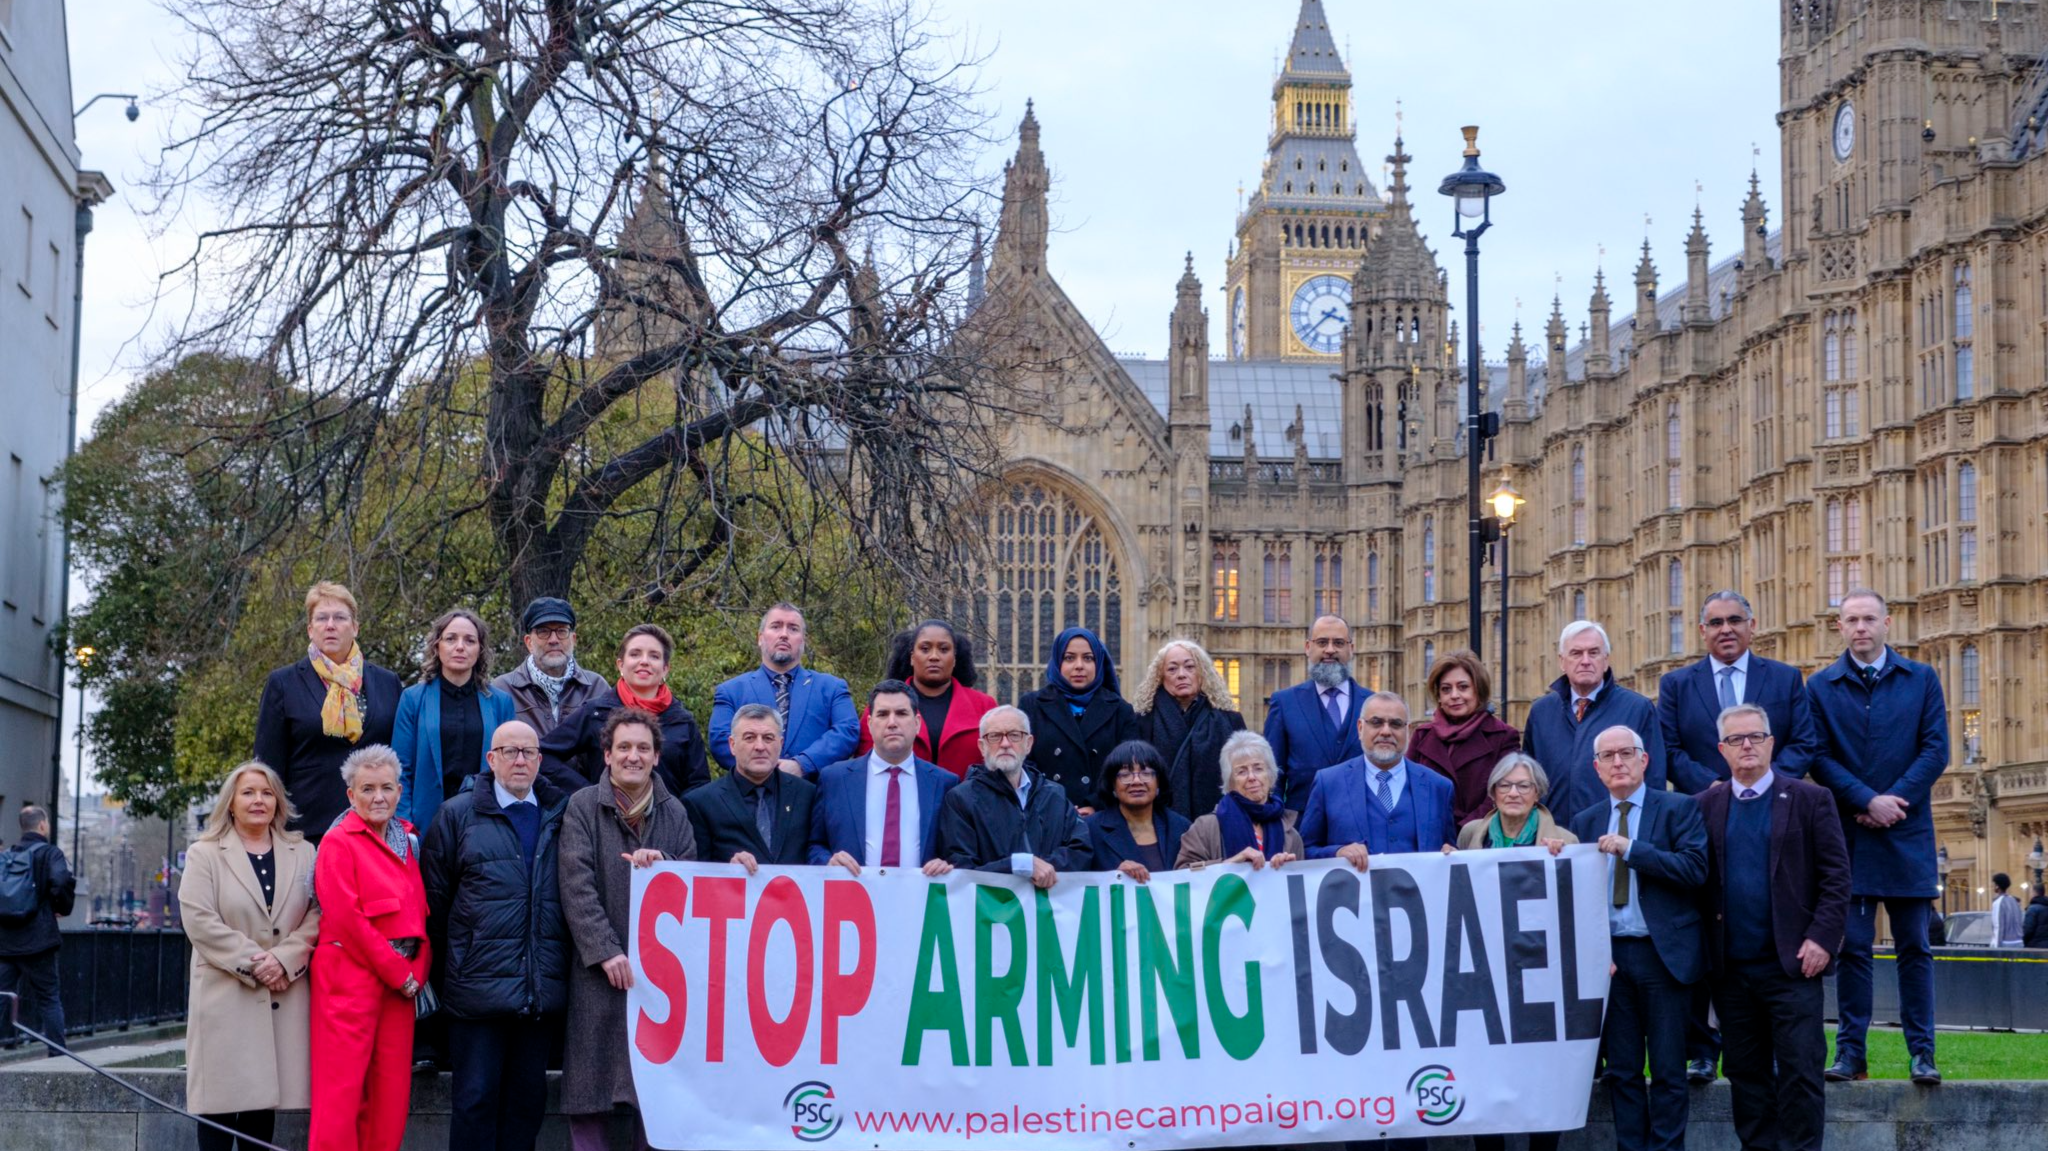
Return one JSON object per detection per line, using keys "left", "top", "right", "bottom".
{"left": 1045, "top": 626, "right": 1118, "bottom": 711}
{"left": 1214, "top": 791, "right": 1286, "bottom": 859}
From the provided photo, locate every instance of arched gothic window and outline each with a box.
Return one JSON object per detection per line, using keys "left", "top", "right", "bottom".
{"left": 972, "top": 481, "right": 1126, "bottom": 703}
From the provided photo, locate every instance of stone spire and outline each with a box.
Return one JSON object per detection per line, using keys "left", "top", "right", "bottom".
{"left": 1634, "top": 239, "right": 1660, "bottom": 336}
{"left": 993, "top": 101, "right": 1048, "bottom": 278}
{"left": 1587, "top": 269, "right": 1612, "bottom": 374}
{"left": 1740, "top": 170, "right": 1771, "bottom": 289}
{"left": 1506, "top": 320, "right": 1531, "bottom": 421}
{"left": 1353, "top": 135, "right": 1444, "bottom": 363}
{"left": 1683, "top": 208, "right": 1711, "bottom": 325}
{"left": 1168, "top": 253, "right": 1210, "bottom": 436}
{"left": 598, "top": 162, "right": 704, "bottom": 359}
{"left": 1545, "top": 294, "right": 1569, "bottom": 386}
{"left": 966, "top": 224, "right": 985, "bottom": 309}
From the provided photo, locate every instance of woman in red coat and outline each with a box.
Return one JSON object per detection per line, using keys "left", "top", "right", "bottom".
{"left": 854, "top": 620, "right": 998, "bottom": 777}
{"left": 1408, "top": 650, "right": 1522, "bottom": 827}
{"left": 309, "top": 744, "right": 431, "bottom": 1151}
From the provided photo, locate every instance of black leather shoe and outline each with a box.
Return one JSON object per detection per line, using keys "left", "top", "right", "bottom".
{"left": 1686, "top": 1059, "right": 1717, "bottom": 1084}
{"left": 1910, "top": 1055, "right": 1942, "bottom": 1085}
{"left": 1823, "top": 1058, "right": 1868, "bottom": 1082}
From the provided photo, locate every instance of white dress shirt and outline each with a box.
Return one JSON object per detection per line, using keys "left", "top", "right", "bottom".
{"left": 1731, "top": 768, "right": 1775, "bottom": 801}
{"left": 863, "top": 751, "right": 921, "bottom": 867}
{"left": 493, "top": 778, "right": 537, "bottom": 809}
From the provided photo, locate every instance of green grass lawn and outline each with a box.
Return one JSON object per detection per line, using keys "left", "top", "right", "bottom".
{"left": 1822, "top": 1027, "right": 2048, "bottom": 1080}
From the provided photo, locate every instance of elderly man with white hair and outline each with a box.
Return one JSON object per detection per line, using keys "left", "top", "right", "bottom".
{"left": 931, "top": 705, "right": 1090, "bottom": 887}
{"left": 1522, "top": 619, "right": 1667, "bottom": 827}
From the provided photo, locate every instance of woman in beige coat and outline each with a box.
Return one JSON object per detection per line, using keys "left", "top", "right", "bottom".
{"left": 181, "top": 761, "right": 320, "bottom": 1150}
{"left": 1453, "top": 752, "right": 1579, "bottom": 852}
{"left": 1176, "top": 731, "right": 1305, "bottom": 868}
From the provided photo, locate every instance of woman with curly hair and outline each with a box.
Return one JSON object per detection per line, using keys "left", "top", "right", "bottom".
{"left": 1130, "top": 639, "right": 1246, "bottom": 821}
{"left": 855, "top": 619, "right": 998, "bottom": 778}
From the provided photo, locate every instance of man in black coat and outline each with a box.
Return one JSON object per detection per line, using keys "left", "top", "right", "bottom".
{"left": 1567, "top": 725, "right": 1708, "bottom": 1152}
{"left": 421, "top": 720, "right": 571, "bottom": 1151}
{"left": 1695, "top": 704, "right": 1849, "bottom": 1151}
{"left": 933, "top": 705, "right": 1090, "bottom": 886}
{"left": 0, "top": 807, "right": 74, "bottom": 1056}
{"left": 685, "top": 704, "right": 817, "bottom": 870}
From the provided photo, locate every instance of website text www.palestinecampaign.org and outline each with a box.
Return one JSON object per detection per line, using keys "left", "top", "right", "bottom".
{"left": 851, "top": 1092, "right": 1400, "bottom": 1139}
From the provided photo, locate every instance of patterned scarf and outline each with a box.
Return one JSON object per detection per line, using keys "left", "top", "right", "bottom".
{"left": 525, "top": 653, "right": 583, "bottom": 719}
{"left": 308, "top": 643, "right": 366, "bottom": 742}
{"left": 613, "top": 778, "right": 655, "bottom": 832}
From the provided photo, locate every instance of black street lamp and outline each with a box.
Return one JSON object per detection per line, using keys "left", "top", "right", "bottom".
{"left": 1488, "top": 481, "right": 1525, "bottom": 708}
{"left": 1439, "top": 126, "right": 1506, "bottom": 656}
{"left": 70, "top": 646, "right": 94, "bottom": 864}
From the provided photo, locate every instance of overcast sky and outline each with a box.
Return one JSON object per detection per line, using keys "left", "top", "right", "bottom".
{"left": 58, "top": 0, "right": 1781, "bottom": 793}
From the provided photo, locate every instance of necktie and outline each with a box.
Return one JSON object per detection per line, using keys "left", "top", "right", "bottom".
{"left": 773, "top": 670, "right": 793, "bottom": 726}
{"left": 1325, "top": 688, "right": 1346, "bottom": 731}
{"left": 1739, "top": 787, "right": 1758, "bottom": 801}
{"left": 1376, "top": 769, "right": 1395, "bottom": 809}
{"left": 1574, "top": 696, "right": 1590, "bottom": 724}
{"left": 1859, "top": 664, "right": 1878, "bottom": 689}
{"left": 752, "top": 784, "right": 775, "bottom": 852}
{"left": 1717, "top": 666, "right": 1737, "bottom": 710}
{"left": 1612, "top": 800, "right": 1633, "bottom": 909}
{"left": 880, "top": 766, "right": 904, "bottom": 867}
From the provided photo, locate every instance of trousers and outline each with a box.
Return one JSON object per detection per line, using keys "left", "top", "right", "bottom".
{"left": 0, "top": 947, "right": 65, "bottom": 1057}
{"left": 447, "top": 1013, "right": 559, "bottom": 1150}
{"left": 307, "top": 945, "right": 418, "bottom": 1150}
{"left": 1833, "top": 896, "right": 1934, "bottom": 1063}
{"left": 1714, "top": 958, "right": 1825, "bottom": 1150}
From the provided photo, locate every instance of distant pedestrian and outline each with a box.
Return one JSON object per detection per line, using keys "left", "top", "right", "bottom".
{"left": 2023, "top": 891, "right": 2048, "bottom": 949}
{"left": 0, "top": 806, "right": 75, "bottom": 1057}
{"left": 1992, "top": 873, "right": 2023, "bottom": 949}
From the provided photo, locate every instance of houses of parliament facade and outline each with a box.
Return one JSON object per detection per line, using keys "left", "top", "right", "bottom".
{"left": 968, "top": 0, "right": 2048, "bottom": 910}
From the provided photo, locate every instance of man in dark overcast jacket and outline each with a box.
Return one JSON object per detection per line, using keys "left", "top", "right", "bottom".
{"left": 933, "top": 705, "right": 1090, "bottom": 885}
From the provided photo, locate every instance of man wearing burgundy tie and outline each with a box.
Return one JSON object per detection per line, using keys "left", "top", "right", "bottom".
{"left": 1524, "top": 621, "right": 1667, "bottom": 831}
{"left": 811, "top": 682, "right": 958, "bottom": 876}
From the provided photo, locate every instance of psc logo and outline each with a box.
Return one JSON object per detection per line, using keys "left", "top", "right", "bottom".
{"left": 784, "top": 1081, "right": 843, "bottom": 1143}
{"left": 1406, "top": 1064, "right": 1465, "bottom": 1126}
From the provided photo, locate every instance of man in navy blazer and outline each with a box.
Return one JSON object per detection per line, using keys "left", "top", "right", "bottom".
{"left": 1567, "top": 724, "right": 1708, "bottom": 1152}
{"left": 1298, "top": 693, "right": 1456, "bottom": 866}
{"left": 709, "top": 602, "right": 859, "bottom": 778}
{"left": 1655, "top": 588, "right": 1819, "bottom": 1083}
{"left": 810, "top": 681, "right": 957, "bottom": 876}
{"left": 1262, "top": 615, "right": 1367, "bottom": 809}
{"left": 1806, "top": 588, "right": 1948, "bottom": 1086}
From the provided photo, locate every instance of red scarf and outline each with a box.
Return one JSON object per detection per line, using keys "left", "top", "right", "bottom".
{"left": 616, "top": 678, "right": 674, "bottom": 715}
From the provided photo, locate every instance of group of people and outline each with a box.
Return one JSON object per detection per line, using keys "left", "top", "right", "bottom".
{"left": 151, "top": 578, "right": 1952, "bottom": 1151}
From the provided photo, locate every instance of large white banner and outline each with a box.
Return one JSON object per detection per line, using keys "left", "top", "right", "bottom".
{"left": 628, "top": 847, "right": 1613, "bottom": 1149}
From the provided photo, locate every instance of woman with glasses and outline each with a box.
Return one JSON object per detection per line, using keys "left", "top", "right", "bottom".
{"left": 1176, "top": 731, "right": 1303, "bottom": 868}
{"left": 1455, "top": 752, "right": 1577, "bottom": 852}
{"left": 1084, "top": 741, "right": 1191, "bottom": 882}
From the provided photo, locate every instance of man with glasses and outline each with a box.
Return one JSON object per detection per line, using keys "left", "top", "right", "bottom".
{"left": 1693, "top": 704, "right": 1849, "bottom": 1151}
{"left": 1298, "top": 693, "right": 1456, "bottom": 867}
{"left": 931, "top": 706, "right": 1089, "bottom": 886}
{"left": 1655, "top": 589, "right": 1818, "bottom": 1082}
{"left": 1566, "top": 725, "right": 1707, "bottom": 1152}
{"left": 420, "top": 720, "right": 572, "bottom": 1150}
{"left": 1263, "top": 616, "right": 1368, "bottom": 808}
{"left": 493, "top": 597, "right": 606, "bottom": 738}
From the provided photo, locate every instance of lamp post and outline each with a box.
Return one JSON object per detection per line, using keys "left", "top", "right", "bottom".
{"left": 1938, "top": 845, "right": 1950, "bottom": 916}
{"left": 70, "top": 646, "right": 94, "bottom": 863}
{"left": 2031, "top": 836, "right": 2045, "bottom": 895}
{"left": 1439, "top": 127, "right": 1506, "bottom": 656}
{"left": 1487, "top": 481, "right": 1525, "bottom": 707}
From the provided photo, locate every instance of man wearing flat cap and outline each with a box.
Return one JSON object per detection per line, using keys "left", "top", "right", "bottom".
{"left": 493, "top": 597, "right": 607, "bottom": 738}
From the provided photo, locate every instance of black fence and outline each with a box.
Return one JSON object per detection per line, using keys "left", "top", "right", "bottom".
{"left": 1824, "top": 946, "right": 2048, "bottom": 1030}
{"left": 47, "top": 928, "right": 189, "bottom": 1038}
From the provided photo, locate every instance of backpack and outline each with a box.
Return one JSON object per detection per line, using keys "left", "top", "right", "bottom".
{"left": 0, "top": 842, "right": 45, "bottom": 923}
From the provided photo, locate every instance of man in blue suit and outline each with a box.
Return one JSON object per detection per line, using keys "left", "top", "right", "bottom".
{"left": 810, "top": 680, "right": 957, "bottom": 876}
{"left": 1262, "top": 615, "right": 1367, "bottom": 809}
{"left": 1807, "top": 588, "right": 1947, "bottom": 1086}
{"left": 1656, "top": 588, "right": 1819, "bottom": 1083}
{"left": 1567, "top": 724, "right": 1708, "bottom": 1152}
{"left": 709, "top": 602, "right": 859, "bottom": 778}
{"left": 1298, "top": 693, "right": 1456, "bottom": 866}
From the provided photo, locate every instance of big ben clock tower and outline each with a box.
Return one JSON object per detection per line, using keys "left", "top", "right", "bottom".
{"left": 1223, "top": 0, "right": 1383, "bottom": 361}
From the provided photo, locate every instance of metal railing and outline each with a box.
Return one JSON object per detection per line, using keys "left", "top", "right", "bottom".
{"left": 52, "top": 928, "right": 188, "bottom": 1037}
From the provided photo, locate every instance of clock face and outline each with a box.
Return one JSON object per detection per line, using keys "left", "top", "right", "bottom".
{"left": 1289, "top": 274, "right": 1352, "bottom": 355}
{"left": 1230, "top": 287, "right": 1247, "bottom": 357}
{"left": 1833, "top": 102, "right": 1855, "bottom": 162}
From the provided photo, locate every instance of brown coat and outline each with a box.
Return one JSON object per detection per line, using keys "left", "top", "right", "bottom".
{"left": 1455, "top": 806, "right": 1578, "bottom": 850}
{"left": 557, "top": 774, "right": 696, "bottom": 1116}
{"left": 180, "top": 834, "right": 321, "bottom": 1114}
{"left": 1175, "top": 809, "right": 1305, "bottom": 868}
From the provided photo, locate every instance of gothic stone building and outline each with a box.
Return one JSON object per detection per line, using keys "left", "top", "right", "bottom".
{"left": 968, "top": 0, "right": 2048, "bottom": 910}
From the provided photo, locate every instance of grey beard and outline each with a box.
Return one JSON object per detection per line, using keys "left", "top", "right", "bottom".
{"left": 1366, "top": 745, "right": 1405, "bottom": 769}
{"left": 534, "top": 650, "right": 572, "bottom": 676}
{"left": 1309, "top": 661, "right": 1349, "bottom": 690}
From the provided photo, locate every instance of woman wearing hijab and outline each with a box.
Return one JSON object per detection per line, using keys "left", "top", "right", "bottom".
{"left": 1131, "top": 639, "right": 1246, "bottom": 822}
{"left": 1176, "top": 731, "right": 1304, "bottom": 868}
{"left": 1016, "top": 627, "right": 1139, "bottom": 812}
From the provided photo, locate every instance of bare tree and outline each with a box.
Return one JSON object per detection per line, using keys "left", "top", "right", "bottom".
{"left": 148, "top": 0, "right": 1028, "bottom": 609}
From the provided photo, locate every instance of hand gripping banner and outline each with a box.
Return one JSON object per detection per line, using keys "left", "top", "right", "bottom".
{"left": 628, "top": 848, "right": 1613, "bottom": 1149}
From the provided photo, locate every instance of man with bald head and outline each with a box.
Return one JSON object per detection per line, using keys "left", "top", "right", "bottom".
{"left": 1567, "top": 725, "right": 1708, "bottom": 1151}
{"left": 1262, "top": 615, "right": 1369, "bottom": 808}
{"left": 421, "top": 719, "right": 574, "bottom": 1149}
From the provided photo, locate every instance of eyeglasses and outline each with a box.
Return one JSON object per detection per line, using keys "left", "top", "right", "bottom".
{"left": 1594, "top": 748, "right": 1643, "bottom": 763}
{"left": 1494, "top": 780, "right": 1538, "bottom": 795}
{"left": 1115, "top": 766, "right": 1158, "bottom": 781}
{"left": 1720, "top": 732, "right": 1771, "bottom": 748}
{"left": 1362, "top": 717, "right": 1408, "bottom": 729}
{"left": 1703, "top": 614, "right": 1750, "bottom": 629}
{"left": 311, "top": 612, "right": 354, "bottom": 625}
{"left": 491, "top": 747, "right": 540, "bottom": 760}
{"left": 981, "top": 731, "right": 1029, "bottom": 745}
{"left": 531, "top": 626, "right": 571, "bottom": 640}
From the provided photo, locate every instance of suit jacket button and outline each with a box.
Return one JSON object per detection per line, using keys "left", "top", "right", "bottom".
{"left": 1081, "top": 776, "right": 1091, "bottom": 786}
{"left": 271, "top": 1001, "right": 280, "bottom": 1011}
{"left": 1053, "top": 747, "right": 1063, "bottom": 756}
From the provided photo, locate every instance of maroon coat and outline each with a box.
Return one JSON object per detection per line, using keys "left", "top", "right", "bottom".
{"left": 1408, "top": 711, "right": 1521, "bottom": 826}
{"left": 1696, "top": 774, "right": 1852, "bottom": 979}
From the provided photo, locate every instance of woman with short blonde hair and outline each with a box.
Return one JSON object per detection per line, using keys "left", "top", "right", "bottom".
{"left": 1131, "top": 639, "right": 1246, "bottom": 822}
{"left": 254, "top": 581, "right": 403, "bottom": 839}
{"left": 182, "top": 761, "right": 320, "bottom": 1149}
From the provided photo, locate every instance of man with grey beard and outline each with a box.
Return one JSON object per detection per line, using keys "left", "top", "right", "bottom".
{"left": 1262, "top": 615, "right": 1367, "bottom": 808}
{"left": 931, "top": 706, "right": 1089, "bottom": 886}
{"left": 492, "top": 597, "right": 606, "bottom": 738}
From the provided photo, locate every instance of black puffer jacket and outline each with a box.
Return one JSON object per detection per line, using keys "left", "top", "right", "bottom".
{"left": 933, "top": 764, "right": 1091, "bottom": 873}
{"left": 422, "top": 773, "right": 571, "bottom": 1019}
